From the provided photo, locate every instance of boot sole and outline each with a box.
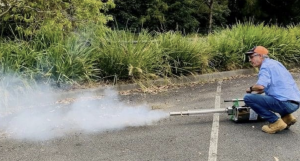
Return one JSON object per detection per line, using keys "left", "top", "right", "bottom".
{"left": 262, "top": 125, "right": 287, "bottom": 134}
{"left": 285, "top": 120, "right": 297, "bottom": 130}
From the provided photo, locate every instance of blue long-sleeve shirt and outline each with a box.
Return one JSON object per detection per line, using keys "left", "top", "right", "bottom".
{"left": 256, "top": 58, "right": 300, "bottom": 102}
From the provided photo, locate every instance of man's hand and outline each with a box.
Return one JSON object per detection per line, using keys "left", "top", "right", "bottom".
{"left": 246, "top": 87, "right": 252, "bottom": 93}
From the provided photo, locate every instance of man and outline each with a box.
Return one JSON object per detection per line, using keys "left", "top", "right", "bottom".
{"left": 244, "top": 46, "right": 300, "bottom": 134}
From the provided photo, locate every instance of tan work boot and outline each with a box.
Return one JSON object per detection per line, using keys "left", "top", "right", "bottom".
{"left": 281, "top": 114, "right": 297, "bottom": 129}
{"left": 262, "top": 119, "right": 287, "bottom": 134}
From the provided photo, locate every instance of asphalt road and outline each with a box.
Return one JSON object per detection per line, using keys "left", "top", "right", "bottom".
{"left": 1, "top": 73, "right": 300, "bottom": 161}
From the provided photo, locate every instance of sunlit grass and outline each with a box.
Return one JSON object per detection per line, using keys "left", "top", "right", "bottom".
{"left": 0, "top": 22, "right": 300, "bottom": 85}
{"left": 208, "top": 22, "right": 300, "bottom": 70}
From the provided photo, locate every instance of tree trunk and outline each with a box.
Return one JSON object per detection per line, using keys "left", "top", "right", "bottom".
{"left": 208, "top": 0, "right": 213, "bottom": 34}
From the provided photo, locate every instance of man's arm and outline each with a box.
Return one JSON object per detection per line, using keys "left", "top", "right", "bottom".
{"left": 246, "top": 84, "right": 265, "bottom": 94}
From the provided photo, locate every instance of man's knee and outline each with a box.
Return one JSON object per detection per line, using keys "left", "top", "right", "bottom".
{"left": 243, "top": 94, "right": 254, "bottom": 103}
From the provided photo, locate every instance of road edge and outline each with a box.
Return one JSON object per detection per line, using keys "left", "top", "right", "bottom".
{"left": 58, "top": 69, "right": 256, "bottom": 97}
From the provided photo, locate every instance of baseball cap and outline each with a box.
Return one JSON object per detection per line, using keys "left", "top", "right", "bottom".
{"left": 245, "top": 46, "right": 269, "bottom": 55}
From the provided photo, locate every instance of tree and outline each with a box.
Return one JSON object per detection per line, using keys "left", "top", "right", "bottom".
{"left": 107, "top": 0, "right": 168, "bottom": 31}
{"left": 204, "top": 0, "right": 214, "bottom": 33}
{"left": 163, "top": 0, "right": 202, "bottom": 33}
{"left": 227, "top": 0, "right": 300, "bottom": 26}
{"left": 107, "top": 0, "right": 230, "bottom": 33}
{"left": 0, "top": 0, "right": 115, "bottom": 37}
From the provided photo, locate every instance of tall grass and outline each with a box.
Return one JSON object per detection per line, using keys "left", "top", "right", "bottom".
{"left": 39, "top": 37, "right": 99, "bottom": 85}
{"left": 0, "top": 40, "right": 41, "bottom": 77}
{"left": 1, "top": 22, "right": 300, "bottom": 85}
{"left": 93, "top": 30, "right": 163, "bottom": 81}
{"left": 209, "top": 22, "right": 300, "bottom": 70}
{"left": 156, "top": 32, "right": 212, "bottom": 75}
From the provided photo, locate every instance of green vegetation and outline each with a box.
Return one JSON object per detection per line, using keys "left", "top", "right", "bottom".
{"left": 1, "top": 23, "right": 300, "bottom": 86}
{"left": 208, "top": 23, "right": 300, "bottom": 70}
{"left": 0, "top": 0, "right": 115, "bottom": 38}
{"left": 107, "top": 0, "right": 300, "bottom": 34}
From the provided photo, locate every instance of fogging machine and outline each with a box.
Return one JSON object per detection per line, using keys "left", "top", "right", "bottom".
{"left": 170, "top": 99, "right": 263, "bottom": 122}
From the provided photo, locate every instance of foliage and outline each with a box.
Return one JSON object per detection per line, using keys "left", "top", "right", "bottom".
{"left": 228, "top": 0, "right": 300, "bottom": 26}
{"left": 93, "top": 30, "right": 163, "bottom": 80}
{"left": 2, "top": 0, "right": 300, "bottom": 35}
{"left": 0, "top": 0, "right": 115, "bottom": 38}
{"left": 1, "top": 0, "right": 300, "bottom": 87}
{"left": 0, "top": 40, "right": 40, "bottom": 76}
{"left": 156, "top": 32, "right": 212, "bottom": 75}
{"left": 163, "top": 0, "right": 201, "bottom": 32}
{"left": 208, "top": 22, "right": 300, "bottom": 70}
{"left": 107, "top": 0, "right": 168, "bottom": 31}
{"left": 1, "top": 23, "right": 300, "bottom": 85}
{"left": 108, "top": 0, "right": 230, "bottom": 33}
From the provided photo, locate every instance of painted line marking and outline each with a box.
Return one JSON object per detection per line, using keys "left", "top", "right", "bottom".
{"left": 208, "top": 81, "right": 222, "bottom": 161}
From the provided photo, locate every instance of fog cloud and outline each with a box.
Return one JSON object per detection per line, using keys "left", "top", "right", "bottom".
{"left": 0, "top": 75, "right": 168, "bottom": 141}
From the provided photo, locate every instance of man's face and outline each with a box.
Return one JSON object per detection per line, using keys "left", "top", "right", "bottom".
{"left": 248, "top": 53, "right": 263, "bottom": 67}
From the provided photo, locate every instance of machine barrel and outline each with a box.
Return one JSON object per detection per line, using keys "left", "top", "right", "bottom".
{"left": 170, "top": 108, "right": 228, "bottom": 116}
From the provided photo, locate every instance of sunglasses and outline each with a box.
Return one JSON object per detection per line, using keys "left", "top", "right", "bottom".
{"left": 248, "top": 53, "right": 260, "bottom": 59}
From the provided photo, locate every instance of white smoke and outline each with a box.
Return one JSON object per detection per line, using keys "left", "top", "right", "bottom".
{"left": 0, "top": 75, "right": 168, "bottom": 141}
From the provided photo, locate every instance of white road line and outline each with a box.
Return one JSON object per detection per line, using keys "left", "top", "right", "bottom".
{"left": 208, "top": 81, "right": 222, "bottom": 161}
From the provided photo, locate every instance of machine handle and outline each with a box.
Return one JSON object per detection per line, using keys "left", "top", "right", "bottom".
{"left": 224, "top": 99, "right": 244, "bottom": 102}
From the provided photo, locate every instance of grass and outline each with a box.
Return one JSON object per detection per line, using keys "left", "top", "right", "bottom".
{"left": 0, "top": 22, "right": 300, "bottom": 86}
{"left": 94, "top": 30, "right": 163, "bottom": 81}
{"left": 156, "top": 31, "right": 212, "bottom": 75}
